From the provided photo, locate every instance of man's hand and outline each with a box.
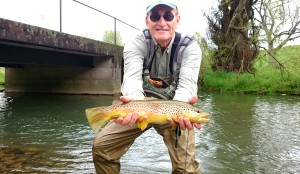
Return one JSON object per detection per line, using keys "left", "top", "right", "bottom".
{"left": 119, "top": 95, "right": 134, "bottom": 103}
{"left": 167, "top": 96, "right": 202, "bottom": 131}
{"left": 114, "top": 95, "right": 147, "bottom": 127}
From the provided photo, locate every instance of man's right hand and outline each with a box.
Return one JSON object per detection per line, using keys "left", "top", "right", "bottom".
{"left": 114, "top": 95, "right": 147, "bottom": 127}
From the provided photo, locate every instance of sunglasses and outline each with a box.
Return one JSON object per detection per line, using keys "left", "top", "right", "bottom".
{"left": 150, "top": 12, "right": 175, "bottom": 22}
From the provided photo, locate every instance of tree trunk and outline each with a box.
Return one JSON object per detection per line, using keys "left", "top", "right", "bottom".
{"left": 268, "top": 44, "right": 277, "bottom": 66}
{"left": 208, "top": 0, "right": 258, "bottom": 73}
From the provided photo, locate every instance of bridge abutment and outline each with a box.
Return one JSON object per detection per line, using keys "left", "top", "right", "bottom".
{"left": 5, "top": 57, "right": 122, "bottom": 94}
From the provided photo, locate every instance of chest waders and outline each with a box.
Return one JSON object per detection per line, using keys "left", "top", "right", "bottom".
{"left": 142, "top": 29, "right": 194, "bottom": 148}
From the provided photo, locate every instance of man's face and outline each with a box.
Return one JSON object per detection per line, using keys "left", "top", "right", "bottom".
{"left": 145, "top": 5, "right": 180, "bottom": 47}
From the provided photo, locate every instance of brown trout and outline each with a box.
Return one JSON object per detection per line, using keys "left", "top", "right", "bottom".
{"left": 85, "top": 100, "right": 210, "bottom": 133}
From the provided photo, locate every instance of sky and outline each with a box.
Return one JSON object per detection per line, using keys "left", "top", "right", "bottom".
{"left": 0, "top": 0, "right": 213, "bottom": 44}
{"left": 0, "top": 0, "right": 298, "bottom": 45}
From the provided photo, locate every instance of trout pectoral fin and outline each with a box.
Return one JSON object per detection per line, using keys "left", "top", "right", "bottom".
{"left": 170, "top": 121, "right": 180, "bottom": 130}
{"left": 199, "top": 118, "right": 210, "bottom": 123}
{"left": 171, "top": 125, "right": 177, "bottom": 130}
{"left": 137, "top": 119, "right": 148, "bottom": 131}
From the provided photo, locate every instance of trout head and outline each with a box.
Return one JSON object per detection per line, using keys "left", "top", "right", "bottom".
{"left": 182, "top": 108, "right": 210, "bottom": 123}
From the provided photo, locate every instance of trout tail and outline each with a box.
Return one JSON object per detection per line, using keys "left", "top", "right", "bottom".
{"left": 198, "top": 112, "right": 210, "bottom": 123}
{"left": 85, "top": 107, "right": 110, "bottom": 133}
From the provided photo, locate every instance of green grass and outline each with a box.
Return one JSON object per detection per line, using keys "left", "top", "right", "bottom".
{"left": 201, "top": 45, "right": 300, "bottom": 95}
{"left": 0, "top": 68, "right": 4, "bottom": 90}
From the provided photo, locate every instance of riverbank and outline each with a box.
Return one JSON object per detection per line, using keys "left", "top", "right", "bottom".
{"left": 199, "top": 45, "right": 300, "bottom": 95}
{"left": 200, "top": 69, "right": 300, "bottom": 95}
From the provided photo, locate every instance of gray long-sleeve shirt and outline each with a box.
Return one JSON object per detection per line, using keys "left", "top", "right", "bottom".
{"left": 121, "top": 31, "right": 202, "bottom": 102}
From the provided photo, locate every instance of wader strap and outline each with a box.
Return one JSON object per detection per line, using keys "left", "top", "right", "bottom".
{"left": 173, "top": 35, "right": 194, "bottom": 82}
{"left": 143, "top": 29, "right": 155, "bottom": 69}
{"left": 170, "top": 32, "right": 181, "bottom": 74}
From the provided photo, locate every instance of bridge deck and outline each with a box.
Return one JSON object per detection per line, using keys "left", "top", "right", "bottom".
{"left": 0, "top": 18, "right": 123, "bottom": 67}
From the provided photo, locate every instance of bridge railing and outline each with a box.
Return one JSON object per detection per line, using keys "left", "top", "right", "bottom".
{"left": 0, "top": 0, "right": 141, "bottom": 46}
{"left": 67, "top": 0, "right": 140, "bottom": 45}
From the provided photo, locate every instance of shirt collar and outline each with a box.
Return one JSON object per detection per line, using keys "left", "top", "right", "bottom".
{"left": 153, "top": 33, "right": 176, "bottom": 54}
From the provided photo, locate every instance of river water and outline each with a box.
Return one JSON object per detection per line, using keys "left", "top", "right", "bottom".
{"left": 0, "top": 92, "right": 299, "bottom": 173}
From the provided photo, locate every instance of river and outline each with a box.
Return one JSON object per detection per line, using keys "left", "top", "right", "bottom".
{"left": 0, "top": 92, "right": 299, "bottom": 173}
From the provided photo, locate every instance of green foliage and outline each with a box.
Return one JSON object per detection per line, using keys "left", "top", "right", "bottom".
{"left": 0, "top": 68, "right": 4, "bottom": 89}
{"left": 102, "top": 30, "right": 123, "bottom": 46}
{"left": 254, "top": 45, "right": 300, "bottom": 71}
{"left": 254, "top": 0, "right": 299, "bottom": 66}
{"left": 201, "top": 45, "right": 300, "bottom": 95}
{"left": 194, "top": 32, "right": 214, "bottom": 85}
{"left": 194, "top": 32, "right": 214, "bottom": 71}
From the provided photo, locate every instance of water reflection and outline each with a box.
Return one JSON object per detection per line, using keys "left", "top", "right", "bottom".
{"left": 251, "top": 96, "right": 300, "bottom": 173}
{"left": 197, "top": 93, "right": 300, "bottom": 173}
{"left": 0, "top": 92, "right": 116, "bottom": 173}
{"left": 0, "top": 92, "right": 300, "bottom": 173}
{"left": 197, "top": 93, "right": 258, "bottom": 173}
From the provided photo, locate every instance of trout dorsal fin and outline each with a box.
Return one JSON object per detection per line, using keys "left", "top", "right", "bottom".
{"left": 112, "top": 100, "right": 123, "bottom": 105}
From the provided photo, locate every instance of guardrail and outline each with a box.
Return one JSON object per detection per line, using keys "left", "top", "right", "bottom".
{"left": 59, "top": 0, "right": 140, "bottom": 45}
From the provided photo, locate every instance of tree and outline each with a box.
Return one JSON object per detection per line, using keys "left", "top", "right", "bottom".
{"left": 102, "top": 30, "right": 123, "bottom": 46}
{"left": 206, "top": 0, "right": 259, "bottom": 73}
{"left": 254, "top": 0, "right": 300, "bottom": 66}
{"left": 194, "top": 32, "right": 213, "bottom": 70}
{"left": 193, "top": 32, "right": 214, "bottom": 85}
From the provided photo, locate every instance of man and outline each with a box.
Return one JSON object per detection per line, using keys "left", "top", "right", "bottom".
{"left": 92, "top": 1, "right": 203, "bottom": 173}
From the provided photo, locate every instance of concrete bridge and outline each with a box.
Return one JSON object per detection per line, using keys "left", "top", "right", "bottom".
{"left": 0, "top": 18, "right": 123, "bottom": 95}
